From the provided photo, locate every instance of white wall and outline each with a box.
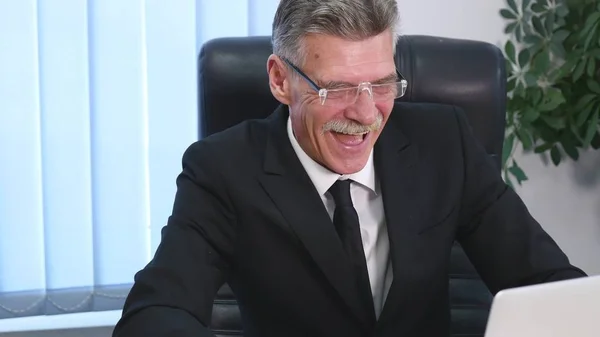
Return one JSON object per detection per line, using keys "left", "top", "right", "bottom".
{"left": 397, "top": 0, "right": 600, "bottom": 276}
{"left": 397, "top": 0, "right": 507, "bottom": 46}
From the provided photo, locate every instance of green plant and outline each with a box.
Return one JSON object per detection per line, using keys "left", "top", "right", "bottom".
{"left": 500, "top": 0, "right": 600, "bottom": 187}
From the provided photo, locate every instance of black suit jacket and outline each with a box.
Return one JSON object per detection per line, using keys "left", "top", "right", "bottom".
{"left": 113, "top": 102, "right": 585, "bottom": 337}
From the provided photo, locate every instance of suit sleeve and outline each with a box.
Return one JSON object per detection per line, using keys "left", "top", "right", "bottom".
{"left": 112, "top": 141, "right": 236, "bottom": 337}
{"left": 452, "top": 106, "right": 586, "bottom": 294}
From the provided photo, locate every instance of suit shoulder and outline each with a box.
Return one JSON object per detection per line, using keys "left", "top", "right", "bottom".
{"left": 389, "top": 102, "right": 461, "bottom": 135}
{"left": 393, "top": 102, "right": 458, "bottom": 120}
{"left": 182, "top": 117, "right": 269, "bottom": 168}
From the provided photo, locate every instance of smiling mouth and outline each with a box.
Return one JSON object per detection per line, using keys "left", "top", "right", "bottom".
{"left": 332, "top": 131, "right": 369, "bottom": 145}
{"left": 336, "top": 130, "right": 368, "bottom": 137}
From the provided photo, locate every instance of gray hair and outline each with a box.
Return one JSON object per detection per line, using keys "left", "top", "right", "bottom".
{"left": 272, "top": 0, "right": 401, "bottom": 67}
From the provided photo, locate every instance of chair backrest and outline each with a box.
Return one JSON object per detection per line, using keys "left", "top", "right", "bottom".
{"left": 198, "top": 35, "right": 506, "bottom": 337}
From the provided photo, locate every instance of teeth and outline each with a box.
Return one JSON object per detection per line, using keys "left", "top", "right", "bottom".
{"left": 338, "top": 131, "right": 368, "bottom": 135}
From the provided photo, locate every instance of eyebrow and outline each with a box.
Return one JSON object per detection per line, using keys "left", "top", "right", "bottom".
{"left": 372, "top": 73, "right": 400, "bottom": 84}
{"left": 317, "top": 72, "right": 399, "bottom": 89}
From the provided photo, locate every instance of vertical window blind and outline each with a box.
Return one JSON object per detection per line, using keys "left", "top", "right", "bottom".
{"left": 0, "top": 0, "right": 278, "bottom": 319}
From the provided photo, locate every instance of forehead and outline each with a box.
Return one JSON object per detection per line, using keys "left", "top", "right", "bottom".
{"left": 301, "top": 30, "right": 396, "bottom": 83}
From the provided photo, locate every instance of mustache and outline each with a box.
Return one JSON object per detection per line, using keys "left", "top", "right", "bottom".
{"left": 322, "top": 114, "right": 383, "bottom": 135}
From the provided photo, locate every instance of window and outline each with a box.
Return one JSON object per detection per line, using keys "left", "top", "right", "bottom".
{"left": 0, "top": 0, "right": 278, "bottom": 329}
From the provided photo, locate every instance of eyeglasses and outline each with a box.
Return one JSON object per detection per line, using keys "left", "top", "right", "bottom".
{"left": 281, "top": 57, "right": 408, "bottom": 108}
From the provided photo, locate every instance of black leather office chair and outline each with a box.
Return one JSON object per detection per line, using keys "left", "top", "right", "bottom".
{"left": 198, "top": 35, "right": 506, "bottom": 337}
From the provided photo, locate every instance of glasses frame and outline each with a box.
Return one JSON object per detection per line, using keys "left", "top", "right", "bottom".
{"left": 281, "top": 57, "right": 408, "bottom": 106}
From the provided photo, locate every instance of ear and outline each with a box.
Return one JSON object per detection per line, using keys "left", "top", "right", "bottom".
{"left": 267, "top": 55, "right": 292, "bottom": 105}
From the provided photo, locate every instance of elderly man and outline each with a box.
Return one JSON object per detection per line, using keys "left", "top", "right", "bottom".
{"left": 113, "top": 0, "right": 586, "bottom": 336}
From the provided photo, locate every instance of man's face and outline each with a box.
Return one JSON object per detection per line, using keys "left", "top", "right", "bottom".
{"left": 275, "top": 30, "right": 397, "bottom": 175}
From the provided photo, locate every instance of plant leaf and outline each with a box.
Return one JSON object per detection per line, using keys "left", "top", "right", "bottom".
{"left": 591, "top": 48, "right": 600, "bottom": 60}
{"left": 556, "top": 4, "right": 569, "bottom": 17}
{"left": 531, "top": 3, "right": 545, "bottom": 13}
{"left": 531, "top": 51, "right": 550, "bottom": 73}
{"left": 506, "top": 59, "right": 515, "bottom": 73}
{"left": 534, "top": 142, "right": 554, "bottom": 153}
{"left": 507, "top": 0, "right": 519, "bottom": 14}
{"left": 524, "top": 34, "right": 543, "bottom": 45}
{"left": 552, "top": 30, "right": 570, "bottom": 43}
{"left": 583, "top": 109, "right": 600, "bottom": 147}
{"left": 518, "top": 48, "right": 531, "bottom": 68}
{"left": 515, "top": 26, "right": 523, "bottom": 42}
{"left": 522, "top": 0, "right": 532, "bottom": 12}
{"left": 550, "top": 145, "right": 561, "bottom": 166}
{"left": 575, "top": 94, "right": 597, "bottom": 112}
{"left": 500, "top": 9, "right": 518, "bottom": 19}
{"left": 560, "top": 130, "right": 580, "bottom": 160}
{"left": 524, "top": 16, "right": 535, "bottom": 33}
{"left": 505, "top": 40, "right": 517, "bottom": 63}
{"left": 587, "top": 56, "right": 597, "bottom": 77}
{"left": 517, "top": 127, "right": 534, "bottom": 150}
{"left": 502, "top": 133, "right": 516, "bottom": 167}
{"left": 569, "top": 121, "right": 585, "bottom": 145}
{"left": 549, "top": 40, "right": 566, "bottom": 59}
{"left": 532, "top": 88, "right": 543, "bottom": 105}
{"left": 524, "top": 73, "right": 538, "bottom": 86}
{"left": 573, "top": 58, "right": 587, "bottom": 82}
{"left": 591, "top": 132, "right": 600, "bottom": 149}
{"left": 583, "top": 22, "right": 599, "bottom": 51}
{"left": 532, "top": 15, "right": 546, "bottom": 36}
{"left": 504, "top": 173, "right": 514, "bottom": 189}
{"left": 514, "top": 80, "right": 525, "bottom": 97}
{"left": 538, "top": 87, "right": 566, "bottom": 111}
{"left": 542, "top": 116, "right": 566, "bottom": 129}
{"left": 538, "top": 124, "right": 558, "bottom": 143}
{"left": 523, "top": 106, "right": 540, "bottom": 122}
{"left": 505, "top": 21, "right": 519, "bottom": 34}
{"left": 507, "top": 77, "right": 517, "bottom": 92}
{"left": 554, "top": 57, "right": 578, "bottom": 79}
{"left": 508, "top": 160, "right": 528, "bottom": 185}
{"left": 581, "top": 12, "right": 600, "bottom": 38}
{"left": 577, "top": 102, "right": 596, "bottom": 127}
{"left": 588, "top": 79, "right": 600, "bottom": 94}
{"left": 545, "top": 12, "right": 555, "bottom": 33}
{"left": 562, "top": 141, "right": 579, "bottom": 160}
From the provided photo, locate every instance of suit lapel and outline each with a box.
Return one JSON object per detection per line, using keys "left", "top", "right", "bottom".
{"left": 257, "top": 105, "right": 372, "bottom": 327}
{"left": 373, "top": 115, "right": 424, "bottom": 326}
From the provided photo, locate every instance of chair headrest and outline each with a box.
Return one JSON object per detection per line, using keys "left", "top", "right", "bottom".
{"left": 198, "top": 35, "right": 506, "bottom": 164}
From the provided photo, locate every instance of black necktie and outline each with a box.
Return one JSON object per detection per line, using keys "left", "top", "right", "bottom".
{"left": 328, "top": 179, "right": 376, "bottom": 324}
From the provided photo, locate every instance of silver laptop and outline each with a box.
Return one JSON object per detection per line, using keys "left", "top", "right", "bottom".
{"left": 484, "top": 275, "right": 600, "bottom": 337}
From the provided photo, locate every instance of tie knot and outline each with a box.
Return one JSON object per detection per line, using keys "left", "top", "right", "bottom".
{"left": 328, "top": 179, "right": 353, "bottom": 207}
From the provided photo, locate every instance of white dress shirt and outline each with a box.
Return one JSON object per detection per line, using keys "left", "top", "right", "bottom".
{"left": 287, "top": 117, "right": 393, "bottom": 318}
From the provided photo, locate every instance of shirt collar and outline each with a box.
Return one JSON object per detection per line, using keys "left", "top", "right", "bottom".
{"left": 287, "top": 115, "right": 377, "bottom": 196}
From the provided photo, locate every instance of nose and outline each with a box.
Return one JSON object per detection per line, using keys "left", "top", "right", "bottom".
{"left": 344, "top": 88, "right": 378, "bottom": 126}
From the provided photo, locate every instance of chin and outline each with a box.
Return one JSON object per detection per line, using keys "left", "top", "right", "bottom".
{"left": 326, "top": 158, "right": 369, "bottom": 175}
{"left": 320, "top": 131, "right": 375, "bottom": 174}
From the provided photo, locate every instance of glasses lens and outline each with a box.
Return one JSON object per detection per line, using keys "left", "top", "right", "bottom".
{"left": 320, "top": 81, "right": 408, "bottom": 106}
{"left": 371, "top": 82, "right": 407, "bottom": 101}
{"left": 320, "top": 88, "right": 354, "bottom": 107}
{"left": 372, "top": 83, "right": 398, "bottom": 100}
